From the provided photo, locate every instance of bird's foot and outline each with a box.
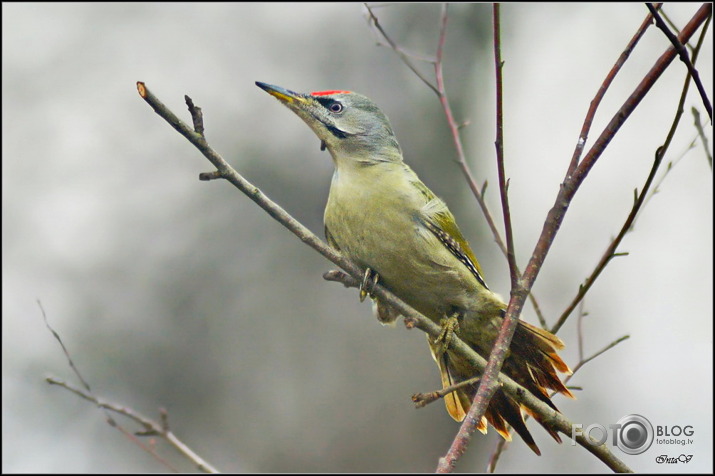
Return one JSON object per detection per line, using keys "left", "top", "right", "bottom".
{"left": 359, "top": 268, "right": 380, "bottom": 302}
{"left": 432, "top": 313, "right": 461, "bottom": 356}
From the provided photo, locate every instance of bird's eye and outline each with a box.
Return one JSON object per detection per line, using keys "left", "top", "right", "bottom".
{"left": 329, "top": 102, "right": 344, "bottom": 113}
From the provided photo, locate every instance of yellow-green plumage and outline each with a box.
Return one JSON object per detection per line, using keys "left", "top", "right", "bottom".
{"left": 257, "top": 82, "right": 573, "bottom": 455}
{"left": 325, "top": 158, "right": 498, "bottom": 323}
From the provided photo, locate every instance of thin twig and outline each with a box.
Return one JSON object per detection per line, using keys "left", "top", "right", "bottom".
{"left": 570, "top": 335, "right": 631, "bottom": 375}
{"left": 39, "top": 300, "right": 95, "bottom": 399}
{"left": 551, "top": 146, "right": 664, "bottom": 334}
{"left": 46, "top": 378, "right": 219, "bottom": 473}
{"left": 492, "top": 4, "right": 517, "bottom": 285}
{"left": 643, "top": 134, "right": 699, "bottom": 208}
{"left": 567, "top": 4, "right": 658, "bottom": 177}
{"left": 412, "top": 374, "right": 482, "bottom": 409}
{"left": 365, "top": 2, "right": 548, "bottom": 327}
{"left": 647, "top": 3, "right": 712, "bottom": 120}
{"left": 486, "top": 437, "right": 508, "bottom": 473}
{"left": 691, "top": 107, "right": 712, "bottom": 168}
{"left": 437, "top": 6, "right": 521, "bottom": 471}
{"left": 363, "top": 4, "right": 439, "bottom": 95}
{"left": 41, "top": 300, "right": 215, "bottom": 472}
{"left": 551, "top": 6, "right": 712, "bottom": 334}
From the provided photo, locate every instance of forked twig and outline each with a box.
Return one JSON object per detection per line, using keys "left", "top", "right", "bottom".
{"left": 647, "top": 3, "right": 712, "bottom": 120}
{"left": 41, "top": 300, "right": 218, "bottom": 472}
{"left": 46, "top": 377, "right": 218, "bottom": 473}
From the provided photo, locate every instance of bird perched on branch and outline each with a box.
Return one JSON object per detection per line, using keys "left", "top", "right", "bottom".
{"left": 256, "top": 81, "right": 574, "bottom": 455}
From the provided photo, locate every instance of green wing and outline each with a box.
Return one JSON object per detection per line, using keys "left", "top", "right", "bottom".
{"left": 411, "top": 178, "right": 489, "bottom": 290}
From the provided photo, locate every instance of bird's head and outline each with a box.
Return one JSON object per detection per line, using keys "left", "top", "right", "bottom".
{"left": 256, "top": 82, "right": 402, "bottom": 163}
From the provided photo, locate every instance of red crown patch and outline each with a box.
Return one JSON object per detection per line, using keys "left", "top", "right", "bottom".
{"left": 311, "top": 90, "right": 351, "bottom": 96}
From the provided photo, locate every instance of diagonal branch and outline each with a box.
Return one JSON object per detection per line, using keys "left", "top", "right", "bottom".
{"left": 570, "top": 335, "right": 631, "bottom": 375}
{"left": 552, "top": 4, "right": 712, "bottom": 334}
{"left": 137, "top": 81, "right": 631, "bottom": 472}
{"left": 46, "top": 377, "right": 219, "bottom": 473}
{"left": 42, "top": 299, "right": 217, "bottom": 472}
{"left": 521, "top": 2, "right": 711, "bottom": 316}
{"left": 566, "top": 4, "right": 658, "bottom": 174}
{"left": 551, "top": 147, "right": 663, "bottom": 334}
{"left": 486, "top": 333, "right": 631, "bottom": 472}
{"left": 647, "top": 3, "right": 712, "bottom": 120}
{"left": 364, "top": 4, "right": 439, "bottom": 95}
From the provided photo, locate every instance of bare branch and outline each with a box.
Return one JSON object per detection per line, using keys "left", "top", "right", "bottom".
{"left": 438, "top": 7, "right": 522, "bottom": 471}
{"left": 363, "top": 3, "right": 439, "bottom": 95}
{"left": 566, "top": 4, "right": 658, "bottom": 174}
{"left": 692, "top": 107, "right": 713, "bottom": 168}
{"left": 492, "top": 5, "right": 517, "bottom": 285}
{"left": 412, "top": 374, "right": 482, "bottom": 409}
{"left": 551, "top": 146, "right": 664, "bottom": 334}
{"left": 137, "top": 82, "right": 631, "bottom": 473}
{"left": 39, "top": 300, "right": 95, "bottom": 400}
{"left": 551, "top": 5, "right": 712, "bottom": 333}
{"left": 46, "top": 378, "right": 219, "bottom": 473}
{"left": 522, "top": 3, "right": 710, "bottom": 334}
{"left": 41, "top": 299, "right": 217, "bottom": 472}
{"left": 486, "top": 437, "right": 509, "bottom": 473}
{"left": 570, "top": 335, "right": 631, "bottom": 375}
{"left": 647, "top": 3, "right": 712, "bottom": 120}
{"left": 365, "top": 3, "right": 549, "bottom": 327}
{"left": 485, "top": 332, "right": 631, "bottom": 472}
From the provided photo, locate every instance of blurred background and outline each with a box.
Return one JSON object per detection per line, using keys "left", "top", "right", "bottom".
{"left": 3, "top": 3, "right": 712, "bottom": 473}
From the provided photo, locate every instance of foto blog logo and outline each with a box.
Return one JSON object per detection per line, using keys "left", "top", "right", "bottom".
{"left": 572, "top": 414, "right": 655, "bottom": 455}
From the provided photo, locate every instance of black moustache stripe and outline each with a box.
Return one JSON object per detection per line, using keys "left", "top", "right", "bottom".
{"left": 325, "top": 123, "right": 347, "bottom": 139}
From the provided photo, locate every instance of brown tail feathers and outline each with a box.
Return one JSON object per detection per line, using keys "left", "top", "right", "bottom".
{"left": 430, "top": 319, "right": 574, "bottom": 455}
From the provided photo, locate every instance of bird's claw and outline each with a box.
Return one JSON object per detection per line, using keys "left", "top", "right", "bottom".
{"left": 433, "top": 313, "right": 461, "bottom": 356}
{"left": 359, "top": 268, "right": 380, "bottom": 302}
